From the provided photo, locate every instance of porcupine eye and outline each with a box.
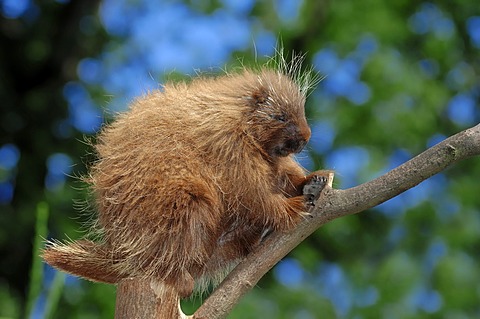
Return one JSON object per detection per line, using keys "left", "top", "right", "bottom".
{"left": 271, "top": 113, "right": 287, "bottom": 123}
{"left": 250, "top": 88, "right": 288, "bottom": 124}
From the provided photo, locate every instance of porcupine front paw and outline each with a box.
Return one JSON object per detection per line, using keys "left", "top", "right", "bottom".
{"left": 303, "top": 175, "right": 327, "bottom": 207}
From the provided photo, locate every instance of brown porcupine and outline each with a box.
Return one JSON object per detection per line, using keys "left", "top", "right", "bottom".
{"left": 42, "top": 58, "right": 329, "bottom": 298}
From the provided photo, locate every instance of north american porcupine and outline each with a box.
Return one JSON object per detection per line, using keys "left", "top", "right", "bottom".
{"left": 42, "top": 58, "right": 329, "bottom": 298}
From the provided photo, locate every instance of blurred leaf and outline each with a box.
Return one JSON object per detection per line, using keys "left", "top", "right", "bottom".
{"left": 25, "top": 202, "right": 49, "bottom": 318}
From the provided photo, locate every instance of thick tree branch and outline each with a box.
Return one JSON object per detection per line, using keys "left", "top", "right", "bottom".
{"left": 116, "top": 279, "right": 183, "bottom": 319}
{"left": 194, "top": 123, "right": 480, "bottom": 319}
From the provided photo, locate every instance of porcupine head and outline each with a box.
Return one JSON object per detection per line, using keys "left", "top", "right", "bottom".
{"left": 42, "top": 53, "right": 325, "bottom": 299}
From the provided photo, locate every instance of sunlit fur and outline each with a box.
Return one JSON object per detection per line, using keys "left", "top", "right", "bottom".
{"left": 43, "top": 61, "right": 327, "bottom": 298}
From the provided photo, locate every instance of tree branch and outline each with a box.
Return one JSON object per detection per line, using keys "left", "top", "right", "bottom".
{"left": 193, "top": 123, "right": 480, "bottom": 319}
{"left": 115, "top": 278, "right": 184, "bottom": 319}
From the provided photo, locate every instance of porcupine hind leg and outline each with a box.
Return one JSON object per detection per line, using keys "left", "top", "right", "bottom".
{"left": 137, "top": 176, "right": 223, "bottom": 298}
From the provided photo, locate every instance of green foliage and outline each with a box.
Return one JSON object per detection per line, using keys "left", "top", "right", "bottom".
{"left": 25, "top": 202, "right": 50, "bottom": 318}
{"left": 42, "top": 271, "right": 65, "bottom": 319}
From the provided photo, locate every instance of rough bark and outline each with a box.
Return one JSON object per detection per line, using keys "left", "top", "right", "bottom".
{"left": 115, "top": 279, "right": 185, "bottom": 319}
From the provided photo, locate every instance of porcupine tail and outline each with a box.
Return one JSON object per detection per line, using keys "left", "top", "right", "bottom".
{"left": 42, "top": 239, "right": 125, "bottom": 283}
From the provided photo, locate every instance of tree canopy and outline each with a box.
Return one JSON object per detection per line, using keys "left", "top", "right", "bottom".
{"left": 1, "top": 0, "right": 479, "bottom": 318}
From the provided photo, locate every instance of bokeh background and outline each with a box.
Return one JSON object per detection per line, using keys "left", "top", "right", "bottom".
{"left": 1, "top": 0, "right": 480, "bottom": 318}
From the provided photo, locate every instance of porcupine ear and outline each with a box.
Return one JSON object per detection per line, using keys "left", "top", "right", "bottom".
{"left": 249, "top": 87, "right": 269, "bottom": 107}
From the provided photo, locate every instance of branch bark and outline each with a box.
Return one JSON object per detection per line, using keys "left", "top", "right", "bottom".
{"left": 116, "top": 279, "right": 185, "bottom": 319}
{"left": 115, "top": 123, "right": 480, "bottom": 319}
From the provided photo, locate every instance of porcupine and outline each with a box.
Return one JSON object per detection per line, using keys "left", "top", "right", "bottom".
{"left": 43, "top": 56, "right": 329, "bottom": 298}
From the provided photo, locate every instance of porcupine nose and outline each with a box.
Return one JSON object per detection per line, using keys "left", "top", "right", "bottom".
{"left": 285, "top": 125, "right": 311, "bottom": 153}
{"left": 291, "top": 122, "right": 310, "bottom": 153}
{"left": 273, "top": 123, "right": 310, "bottom": 156}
